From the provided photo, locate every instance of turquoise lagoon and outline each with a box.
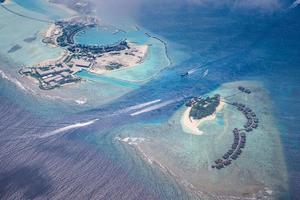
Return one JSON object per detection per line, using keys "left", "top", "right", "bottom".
{"left": 0, "top": 0, "right": 177, "bottom": 109}
{"left": 74, "top": 27, "right": 126, "bottom": 46}
{"left": 107, "top": 81, "right": 288, "bottom": 199}
{"left": 0, "top": 0, "right": 297, "bottom": 199}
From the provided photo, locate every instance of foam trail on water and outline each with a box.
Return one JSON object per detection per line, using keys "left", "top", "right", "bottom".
{"left": 39, "top": 119, "right": 99, "bottom": 138}
{"left": 202, "top": 69, "right": 209, "bottom": 78}
{"left": 130, "top": 99, "right": 181, "bottom": 116}
{"left": 121, "top": 99, "right": 162, "bottom": 113}
{"left": 187, "top": 67, "right": 199, "bottom": 75}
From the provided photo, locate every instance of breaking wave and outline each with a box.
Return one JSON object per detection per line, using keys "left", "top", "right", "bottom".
{"left": 0, "top": 69, "right": 34, "bottom": 93}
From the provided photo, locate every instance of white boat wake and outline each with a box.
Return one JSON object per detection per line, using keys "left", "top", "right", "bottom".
{"left": 202, "top": 69, "right": 209, "bottom": 78}
{"left": 39, "top": 119, "right": 99, "bottom": 138}
{"left": 121, "top": 99, "right": 162, "bottom": 113}
{"left": 130, "top": 99, "right": 181, "bottom": 116}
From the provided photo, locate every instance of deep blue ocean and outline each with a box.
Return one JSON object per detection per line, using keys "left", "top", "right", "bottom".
{"left": 87, "top": 1, "right": 300, "bottom": 198}
{"left": 134, "top": 2, "right": 300, "bottom": 198}
{"left": 1, "top": 0, "right": 300, "bottom": 199}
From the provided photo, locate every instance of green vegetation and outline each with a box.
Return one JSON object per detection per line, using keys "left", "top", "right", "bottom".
{"left": 189, "top": 94, "right": 220, "bottom": 120}
{"left": 105, "top": 63, "right": 123, "bottom": 70}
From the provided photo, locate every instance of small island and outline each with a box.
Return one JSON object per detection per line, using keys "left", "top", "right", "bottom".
{"left": 182, "top": 86, "right": 259, "bottom": 170}
{"left": 181, "top": 94, "right": 224, "bottom": 135}
{"left": 187, "top": 94, "right": 221, "bottom": 119}
{"left": 20, "top": 16, "right": 148, "bottom": 90}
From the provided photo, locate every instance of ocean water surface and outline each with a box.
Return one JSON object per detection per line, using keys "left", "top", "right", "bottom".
{"left": 0, "top": 0, "right": 300, "bottom": 199}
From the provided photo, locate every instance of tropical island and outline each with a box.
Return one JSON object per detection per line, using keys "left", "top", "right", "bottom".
{"left": 181, "top": 94, "right": 224, "bottom": 135}
{"left": 20, "top": 16, "right": 148, "bottom": 90}
{"left": 181, "top": 86, "right": 260, "bottom": 169}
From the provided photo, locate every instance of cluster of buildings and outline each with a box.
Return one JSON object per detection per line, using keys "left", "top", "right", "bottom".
{"left": 19, "top": 62, "right": 81, "bottom": 90}
{"left": 66, "top": 41, "right": 129, "bottom": 59}
{"left": 55, "top": 22, "right": 95, "bottom": 47}
{"left": 211, "top": 88, "right": 259, "bottom": 170}
{"left": 234, "top": 102, "right": 259, "bottom": 132}
{"left": 23, "top": 16, "right": 135, "bottom": 90}
{"left": 212, "top": 128, "right": 247, "bottom": 169}
{"left": 49, "top": 17, "right": 129, "bottom": 61}
{"left": 238, "top": 86, "right": 251, "bottom": 94}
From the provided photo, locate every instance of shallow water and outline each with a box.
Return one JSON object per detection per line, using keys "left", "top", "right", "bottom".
{"left": 0, "top": 0, "right": 300, "bottom": 199}
{"left": 74, "top": 27, "right": 126, "bottom": 46}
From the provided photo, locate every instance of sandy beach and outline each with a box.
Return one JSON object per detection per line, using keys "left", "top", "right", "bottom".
{"left": 181, "top": 100, "right": 225, "bottom": 135}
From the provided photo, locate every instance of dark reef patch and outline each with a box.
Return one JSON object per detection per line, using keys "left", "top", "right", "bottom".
{"left": 7, "top": 44, "right": 22, "bottom": 53}
{"left": 24, "top": 36, "right": 37, "bottom": 43}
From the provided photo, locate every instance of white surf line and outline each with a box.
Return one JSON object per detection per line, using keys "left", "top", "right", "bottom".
{"left": 38, "top": 119, "right": 99, "bottom": 138}
{"left": 0, "top": 69, "right": 38, "bottom": 95}
{"left": 130, "top": 99, "right": 180, "bottom": 116}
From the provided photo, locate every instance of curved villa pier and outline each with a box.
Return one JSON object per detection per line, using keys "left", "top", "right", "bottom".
{"left": 185, "top": 86, "right": 258, "bottom": 170}
{"left": 211, "top": 87, "right": 259, "bottom": 169}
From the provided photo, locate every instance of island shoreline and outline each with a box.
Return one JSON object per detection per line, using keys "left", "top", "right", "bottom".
{"left": 181, "top": 100, "right": 225, "bottom": 135}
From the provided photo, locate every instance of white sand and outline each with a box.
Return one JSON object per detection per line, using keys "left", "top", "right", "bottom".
{"left": 90, "top": 43, "right": 149, "bottom": 75}
{"left": 44, "top": 24, "right": 57, "bottom": 38}
{"left": 181, "top": 100, "right": 225, "bottom": 135}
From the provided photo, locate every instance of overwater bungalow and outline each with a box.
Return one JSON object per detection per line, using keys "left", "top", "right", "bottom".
{"left": 245, "top": 89, "right": 251, "bottom": 94}
{"left": 223, "top": 153, "right": 230, "bottom": 159}
{"left": 238, "top": 86, "right": 245, "bottom": 91}
{"left": 232, "top": 143, "right": 238, "bottom": 149}
{"left": 216, "top": 163, "right": 224, "bottom": 169}
{"left": 231, "top": 154, "right": 238, "bottom": 160}
{"left": 238, "top": 107, "right": 244, "bottom": 111}
{"left": 238, "top": 103, "right": 245, "bottom": 108}
{"left": 215, "top": 159, "right": 223, "bottom": 164}
{"left": 228, "top": 149, "right": 234, "bottom": 154}
{"left": 223, "top": 160, "right": 231, "bottom": 166}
